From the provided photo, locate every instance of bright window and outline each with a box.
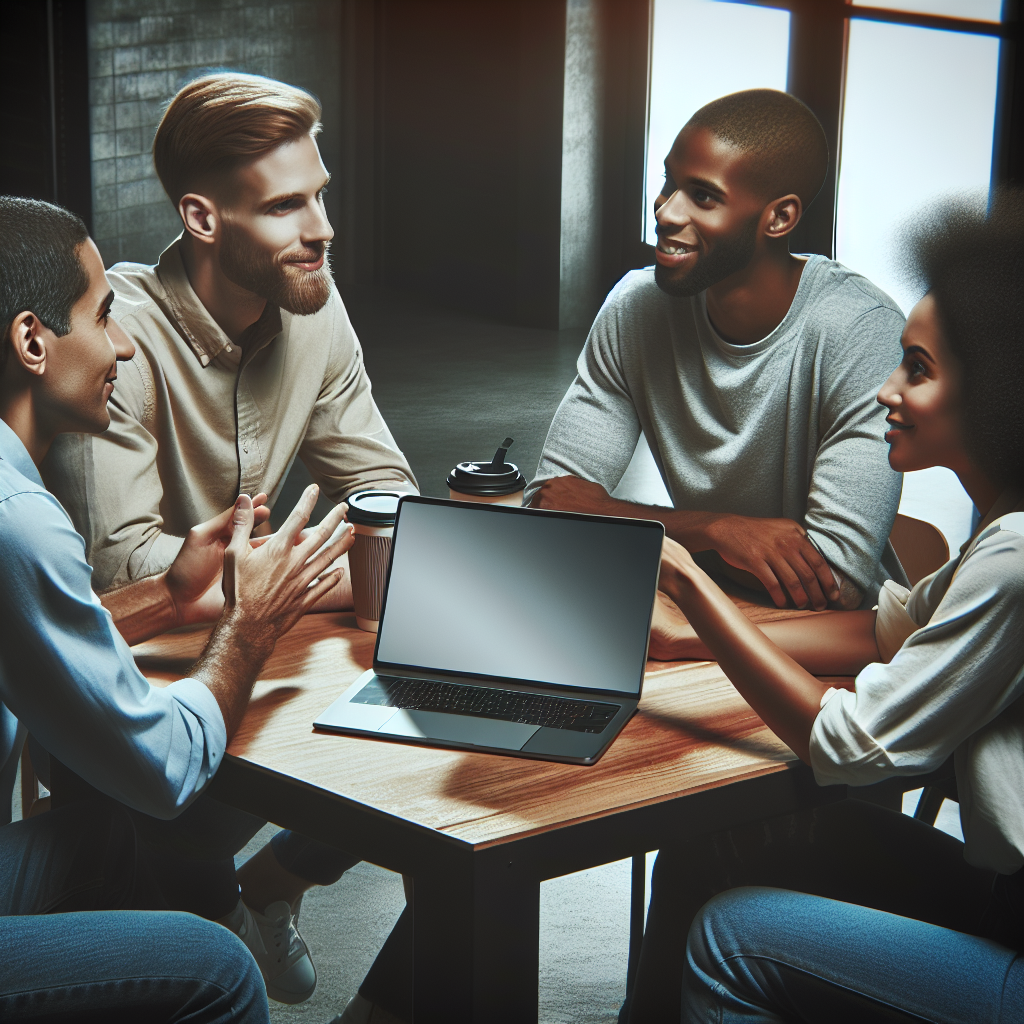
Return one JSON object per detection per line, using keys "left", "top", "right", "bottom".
{"left": 644, "top": 0, "right": 790, "bottom": 245}
{"left": 836, "top": 19, "right": 1000, "bottom": 314}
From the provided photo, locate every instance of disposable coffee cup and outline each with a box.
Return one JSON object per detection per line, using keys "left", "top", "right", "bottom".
{"left": 447, "top": 437, "right": 526, "bottom": 506}
{"left": 346, "top": 490, "right": 403, "bottom": 633}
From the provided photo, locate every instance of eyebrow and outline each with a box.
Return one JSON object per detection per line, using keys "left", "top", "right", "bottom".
{"left": 686, "top": 174, "right": 727, "bottom": 198}
{"left": 262, "top": 173, "right": 332, "bottom": 210}
{"left": 903, "top": 344, "right": 935, "bottom": 361}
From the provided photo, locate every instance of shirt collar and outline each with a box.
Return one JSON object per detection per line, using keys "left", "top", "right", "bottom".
{"left": 155, "top": 237, "right": 284, "bottom": 368}
{"left": 0, "top": 416, "right": 44, "bottom": 488}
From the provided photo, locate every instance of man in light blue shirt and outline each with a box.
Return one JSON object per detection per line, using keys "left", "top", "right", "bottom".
{"left": 0, "top": 196, "right": 351, "bottom": 1019}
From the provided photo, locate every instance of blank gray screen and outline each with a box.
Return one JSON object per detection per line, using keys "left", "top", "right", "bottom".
{"left": 376, "top": 502, "right": 662, "bottom": 695}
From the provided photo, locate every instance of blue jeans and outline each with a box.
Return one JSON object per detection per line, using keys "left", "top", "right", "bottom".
{"left": 0, "top": 802, "right": 268, "bottom": 1023}
{"left": 686, "top": 886, "right": 1024, "bottom": 1023}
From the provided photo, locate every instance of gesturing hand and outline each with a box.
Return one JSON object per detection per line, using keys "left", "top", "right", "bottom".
{"left": 165, "top": 493, "right": 270, "bottom": 627}
{"left": 704, "top": 514, "right": 839, "bottom": 610}
{"left": 221, "top": 485, "right": 353, "bottom": 651}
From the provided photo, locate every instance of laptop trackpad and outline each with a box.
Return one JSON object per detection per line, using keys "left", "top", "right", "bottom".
{"left": 379, "top": 709, "right": 539, "bottom": 750}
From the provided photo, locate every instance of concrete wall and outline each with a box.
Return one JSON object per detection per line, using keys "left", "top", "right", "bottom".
{"left": 86, "top": 0, "right": 342, "bottom": 268}
{"left": 559, "top": 0, "right": 604, "bottom": 330}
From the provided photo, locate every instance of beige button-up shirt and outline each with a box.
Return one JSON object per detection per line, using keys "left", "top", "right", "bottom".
{"left": 43, "top": 239, "right": 416, "bottom": 591}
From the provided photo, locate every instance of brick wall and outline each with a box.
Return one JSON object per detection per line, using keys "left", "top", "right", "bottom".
{"left": 87, "top": 0, "right": 342, "bottom": 267}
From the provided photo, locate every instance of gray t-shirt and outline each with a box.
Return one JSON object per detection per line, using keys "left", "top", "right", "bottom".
{"left": 528, "top": 257, "right": 906, "bottom": 601}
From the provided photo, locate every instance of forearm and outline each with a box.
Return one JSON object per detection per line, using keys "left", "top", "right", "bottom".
{"left": 190, "top": 612, "right": 276, "bottom": 739}
{"left": 655, "top": 608, "right": 879, "bottom": 675}
{"left": 101, "top": 573, "right": 179, "bottom": 646}
{"left": 659, "top": 558, "right": 831, "bottom": 763}
{"left": 532, "top": 477, "right": 723, "bottom": 547}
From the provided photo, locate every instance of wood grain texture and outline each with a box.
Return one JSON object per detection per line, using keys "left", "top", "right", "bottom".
{"left": 133, "top": 599, "right": 839, "bottom": 849}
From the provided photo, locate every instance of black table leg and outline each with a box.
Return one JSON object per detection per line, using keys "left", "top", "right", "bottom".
{"left": 412, "top": 848, "right": 541, "bottom": 1023}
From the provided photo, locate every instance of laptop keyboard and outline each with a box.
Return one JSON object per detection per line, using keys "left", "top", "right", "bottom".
{"left": 353, "top": 676, "right": 620, "bottom": 734}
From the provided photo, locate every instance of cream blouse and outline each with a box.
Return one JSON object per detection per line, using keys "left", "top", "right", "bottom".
{"left": 810, "top": 508, "right": 1024, "bottom": 874}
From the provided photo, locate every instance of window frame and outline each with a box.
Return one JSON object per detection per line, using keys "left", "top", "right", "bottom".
{"left": 639, "top": 0, "right": 1022, "bottom": 257}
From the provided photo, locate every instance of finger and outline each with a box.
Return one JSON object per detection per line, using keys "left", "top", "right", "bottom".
{"left": 276, "top": 484, "right": 320, "bottom": 549}
{"left": 297, "top": 569, "right": 345, "bottom": 615}
{"left": 768, "top": 556, "right": 811, "bottom": 609}
{"left": 251, "top": 492, "right": 269, "bottom": 509}
{"left": 799, "top": 536, "right": 839, "bottom": 602}
{"left": 294, "top": 535, "right": 352, "bottom": 590}
{"left": 295, "top": 501, "right": 350, "bottom": 562}
{"left": 223, "top": 495, "right": 254, "bottom": 609}
{"left": 253, "top": 505, "right": 272, "bottom": 528}
{"left": 788, "top": 553, "right": 829, "bottom": 611}
{"left": 752, "top": 560, "right": 789, "bottom": 608}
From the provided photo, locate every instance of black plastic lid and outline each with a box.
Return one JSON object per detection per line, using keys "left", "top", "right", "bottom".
{"left": 447, "top": 437, "right": 526, "bottom": 497}
{"left": 346, "top": 490, "right": 403, "bottom": 526}
{"left": 447, "top": 460, "right": 526, "bottom": 496}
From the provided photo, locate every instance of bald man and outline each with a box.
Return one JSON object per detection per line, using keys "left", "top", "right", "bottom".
{"left": 529, "top": 89, "right": 907, "bottom": 612}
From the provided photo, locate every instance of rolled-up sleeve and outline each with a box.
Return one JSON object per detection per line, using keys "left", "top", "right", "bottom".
{"left": 0, "top": 490, "right": 225, "bottom": 819}
{"left": 810, "top": 525, "right": 1024, "bottom": 787}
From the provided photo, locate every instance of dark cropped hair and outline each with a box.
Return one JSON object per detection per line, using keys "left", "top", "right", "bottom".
{"left": 684, "top": 89, "right": 829, "bottom": 209}
{"left": 905, "top": 189, "right": 1024, "bottom": 488}
{"left": 0, "top": 196, "right": 90, "bottom": 370}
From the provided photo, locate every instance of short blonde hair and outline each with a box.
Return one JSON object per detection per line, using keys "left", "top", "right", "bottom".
{"left": 153, "top": 72, "right": 322, "bottom": 205}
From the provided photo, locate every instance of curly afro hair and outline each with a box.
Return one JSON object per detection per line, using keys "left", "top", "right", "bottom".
{"left": 904, "top": 189, "right": 1024, "bottom": 489}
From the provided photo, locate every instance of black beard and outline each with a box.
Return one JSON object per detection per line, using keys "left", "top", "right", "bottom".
{"left": 654, "top": 216, "right": 759, "bottom": 297}
{"left": 219, "top": 224, "right": 333, "bottom": 316}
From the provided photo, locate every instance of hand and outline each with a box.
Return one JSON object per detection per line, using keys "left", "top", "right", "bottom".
{"left": 649, "top": 589, "right": 703, "bottom": 661}
{"left": 703, "top": 514, "right": 839, "bottom": 611}
{"left": 221, "top": 485, "right": 354, "bottom": 651}
{"left": 530, "top": 475, "right": 615, "bottom": 512}
{"left": 165, "top": 493, "right": 271, "bottom": 626}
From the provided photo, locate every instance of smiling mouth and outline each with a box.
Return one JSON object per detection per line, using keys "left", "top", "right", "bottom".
{"left": 884, "top": 419, "right": 913, "bottom": 442}
{"left": 656, "top": 240, "right": 696, "bottom": 255}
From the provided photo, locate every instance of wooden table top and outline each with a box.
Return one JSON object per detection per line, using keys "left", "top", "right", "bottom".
{"left": 133, "top": 600, "right": 829, "bottom": 849}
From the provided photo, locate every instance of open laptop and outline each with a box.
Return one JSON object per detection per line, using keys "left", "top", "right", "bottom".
{"left": 314, "top": 496, "right": 664, "bottom": 765}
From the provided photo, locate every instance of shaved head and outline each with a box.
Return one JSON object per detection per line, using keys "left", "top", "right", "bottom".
{"left": 683, "top": 89, "right": 828, "bottom": 208}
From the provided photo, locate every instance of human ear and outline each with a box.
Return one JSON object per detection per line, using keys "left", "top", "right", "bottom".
{"left": 179, "top": 194, "right": 219, "bottom": 246}
{"left": 763, "top": 195, "right": 802, "bottom": 238}
{"left": 6, "top": 312, "right": 49, "bottom": 377}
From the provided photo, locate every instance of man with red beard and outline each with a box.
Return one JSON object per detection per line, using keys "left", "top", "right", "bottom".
{"left": 42, "top": 72, "right": 416, "bottom": 1007}
{"left": 45, "top": 72, "right": 416, "bottom": 600}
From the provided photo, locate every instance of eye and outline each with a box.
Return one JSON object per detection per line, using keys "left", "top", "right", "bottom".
{"left": 270, "top": 198, "right": 301, "bottom": 214}
{"left": 907, "top": 358, "right": 927, "bottom": 378}
{"left": 692, "top": 188, "right": 714, "bottom": 205}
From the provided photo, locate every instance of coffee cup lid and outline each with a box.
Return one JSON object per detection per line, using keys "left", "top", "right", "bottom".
{"left": 346, "top": 490, "right": 404, "bottom": 526}
{"left": 447, "top": 460, "right": 525, "bottom": 496}
{"left": 447, "top": 436, "right": 526, "bottom": 497}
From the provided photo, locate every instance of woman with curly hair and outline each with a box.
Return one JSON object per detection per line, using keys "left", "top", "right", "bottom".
{"left": 628, "top": 191, "right": 1024, "bottom": 1023}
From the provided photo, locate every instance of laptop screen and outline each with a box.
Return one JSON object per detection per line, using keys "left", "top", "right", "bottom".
{"left": 374, "top": 499, "right": 664, "bottom": 696}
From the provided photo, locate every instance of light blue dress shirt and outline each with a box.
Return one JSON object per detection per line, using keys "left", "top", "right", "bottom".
{"left": 0, "top": 417, "right": 226, "bottom": 820}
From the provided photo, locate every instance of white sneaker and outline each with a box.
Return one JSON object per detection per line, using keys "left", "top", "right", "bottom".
{"left": 230, "top": 899, "right": 317, "bottom": 1004}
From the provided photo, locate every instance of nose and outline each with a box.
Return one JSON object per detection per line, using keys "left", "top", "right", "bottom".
{"left": 107, "top": 317, "right": 136, "bottom": 361}
{"left": 655, "top": 189, "right": 690, "bottom": 235}
{"left": 306, "top": 196, "right": 334, "bottom": 245}
{"left": 876, "top": 366, "right": 902, "bottom": 410}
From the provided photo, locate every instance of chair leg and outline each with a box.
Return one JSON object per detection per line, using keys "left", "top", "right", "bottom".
{"left": 625, "top": 853, "right": 646, "bottom": 999}
{"left": 914, "top": 786, "right": 946, "bottom": 826}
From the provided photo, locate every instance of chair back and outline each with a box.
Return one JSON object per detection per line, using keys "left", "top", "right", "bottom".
{"left": 889, "top": 513, "right": 949, "bottom": 587}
